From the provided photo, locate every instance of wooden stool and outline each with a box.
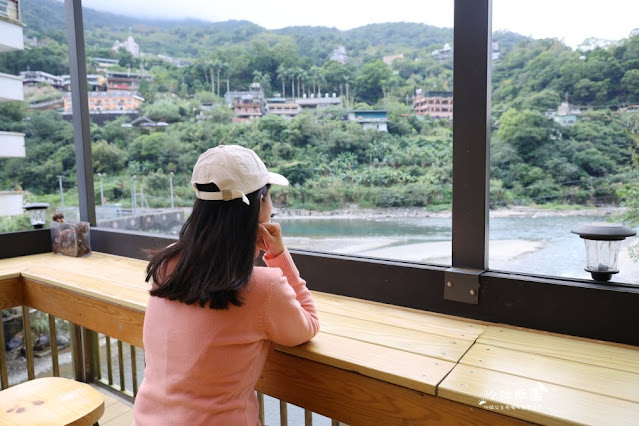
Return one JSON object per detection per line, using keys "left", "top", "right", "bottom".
{"left": 0, "top": 377, "right": 105, "bottom": 425}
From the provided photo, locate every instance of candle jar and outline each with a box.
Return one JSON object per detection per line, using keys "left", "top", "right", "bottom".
{"left": 51, "top": 221, "right": 91, "bottom": 257}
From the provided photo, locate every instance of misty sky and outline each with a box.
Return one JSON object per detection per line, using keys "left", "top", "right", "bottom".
{"left": 79, "top": 0, "right": 639, "bottom": 48}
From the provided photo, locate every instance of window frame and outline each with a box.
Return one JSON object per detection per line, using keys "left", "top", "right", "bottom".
{"left": 2, "top": 0, "right": 638, "bottom": 347}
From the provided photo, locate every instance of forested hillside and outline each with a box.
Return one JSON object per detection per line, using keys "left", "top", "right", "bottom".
{"left": 1, "top": 0, "right": 638, "bottom": 216}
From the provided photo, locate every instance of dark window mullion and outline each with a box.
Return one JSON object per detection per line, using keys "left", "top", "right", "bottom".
{"left": 451, "top": 0, "right": 492, "bottom": 270}
{"left": 65, "top": 0, "right": 96, "bottom": 226}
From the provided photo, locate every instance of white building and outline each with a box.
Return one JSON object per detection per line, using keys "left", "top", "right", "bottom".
{"left": 112, "top": 32, "right": 140, "bottom": 58}
{"left": 431, "top": 43, "right": 453, "bottom": 61}
{"left": 330, "top": 46, "right": 348, "bottom": 64}
{"left": 0, "top": 0, "right": 26, "bottom": 215}
{"left": 20, "top": 70, "right": 65, "bottom": 89}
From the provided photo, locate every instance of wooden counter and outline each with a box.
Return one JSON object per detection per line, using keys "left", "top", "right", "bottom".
{"left": 1, "top": 252, "right": 638, "bottom": 425}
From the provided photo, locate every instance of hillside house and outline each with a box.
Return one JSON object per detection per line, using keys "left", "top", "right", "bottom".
{"left": 413, "top": 90, "right": 453, "bottom": 119}
{"left": 347, "top": 110, "right": 389, "bottom": 131}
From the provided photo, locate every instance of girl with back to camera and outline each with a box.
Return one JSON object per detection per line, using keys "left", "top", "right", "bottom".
{"left": 133, "top": 145, "right": 320, "bottom": 425}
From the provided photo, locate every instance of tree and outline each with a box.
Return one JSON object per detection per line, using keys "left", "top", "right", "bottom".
{"left": 573, "top": 147, "right": 614, "bottom": 177}
{"left": 622, "top": 69, "right": 639, "bottom": 104}
{"left": 92, "top": 140, "right": 126, "bottom": 173}
{"left": 276, "top": 66, "right": 288, "bottom": 97}
{"left": 309, "top": 66, "right": 322, "bottom": 96}
{"left": 117, "top": 47, "right": 138, "bottom": 69}
{"left": 322, "top": 61, "right": 353, "bottom": 95}
{"left": 496, "top": 109, "right": 556, "bottom": 162}
{"left": 212, "top": 59, "right": 224, "bottom": 97}
{"left": 572, "top": 78, "right": 609, "bottom": 105}
{"left": 145, "top": 98, "right": 183, "bottom": 123}
{"left": 354, "top": 61, "right": 393, "bottom": 104}
{"left": 515, "top": 89, "right": 561, "bottom": 112}
{"left": 224, "top": 62, "right": 232, "bottom": 94}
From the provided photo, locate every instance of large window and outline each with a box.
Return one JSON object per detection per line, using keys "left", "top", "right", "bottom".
{"left": 0, "top": 6, "right": 75, "bottom": 232}
{"left": 489, "top": 0, "right": 639, "bottom": 284}
{"left": 2, "top": 0, "right": 458, "bottom": 265}
{"left": 3, "top": 0, "right": 638, "bottom": 284}
{"left": 2, "top": 0, "right": 638, "bottom": 346}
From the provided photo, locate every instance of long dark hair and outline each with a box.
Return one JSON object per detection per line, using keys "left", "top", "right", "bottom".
{"left": 146, "top": 183, "right": 270, "bottom": 309}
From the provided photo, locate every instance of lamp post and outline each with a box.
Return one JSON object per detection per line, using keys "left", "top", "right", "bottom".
{"left": 97, "top": 172, "right": 106, "bottom": 206}
{"left": 132, "top": 175, "right": 137, "bottom": 215}
{"left": 57, "top": 175, "right": 64, "bottom": 209}
{"left": 169, "top": 172, "right": 174, "bottom": 209}
{"left": 571, "top": 222, "right": 637, "bottom": 282}
{"left": 23, "top": 203, "right": 50, "bottom": 229}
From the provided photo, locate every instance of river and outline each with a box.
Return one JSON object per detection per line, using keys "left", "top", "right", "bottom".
{"left": 277, "top": 212, "right": 639, "bottom": 285}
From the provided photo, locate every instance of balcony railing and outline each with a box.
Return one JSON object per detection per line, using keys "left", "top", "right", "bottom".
{"left": 1, "top": 248, "right": 638, "bottom": 425}
{"left": 0, "top": 259, "right": 337, "bottom": 425}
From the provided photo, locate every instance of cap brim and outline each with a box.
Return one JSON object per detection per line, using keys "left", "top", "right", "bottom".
{"left": 268, "top": 172, "right": 289, "bottom": 186}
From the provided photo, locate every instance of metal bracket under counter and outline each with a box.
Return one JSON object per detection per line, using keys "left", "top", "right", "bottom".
{"left": 444, "top": 267, "right": 484, "bottom": 304}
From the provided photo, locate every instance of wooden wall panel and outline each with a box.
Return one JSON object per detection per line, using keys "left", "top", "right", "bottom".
{"left": 257, "top": 348, "right": 529, "bottom": 426}
{"left": 0, "top": 278, "right": 23, "bottom": 309}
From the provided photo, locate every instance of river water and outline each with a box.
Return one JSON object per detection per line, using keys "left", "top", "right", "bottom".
{"left": 277, "top": 213, "right": 639, "bottom": 285}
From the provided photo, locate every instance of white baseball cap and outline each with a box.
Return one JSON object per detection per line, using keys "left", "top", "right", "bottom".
{"left": 191, "top": 145, "right": 288, "bottom": 205}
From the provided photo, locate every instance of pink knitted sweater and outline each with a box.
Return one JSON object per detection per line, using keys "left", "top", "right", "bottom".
{"left": 133, "top": 249, "right": 319, "bottom": 425}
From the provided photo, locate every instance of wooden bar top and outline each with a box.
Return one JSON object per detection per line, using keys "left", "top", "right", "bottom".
{"left": 1, "top": 252, "right": 639, "bottom": 425}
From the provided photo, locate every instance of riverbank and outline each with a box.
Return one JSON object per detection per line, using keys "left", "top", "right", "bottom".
{"left": 276, "top": 208, "right": 639, "bottom": 285}
{"left": 276, "top": 205, "right": 625, "bottom": 220}
{"left": 284, "top": 236, "right": 544, "bottom": 265}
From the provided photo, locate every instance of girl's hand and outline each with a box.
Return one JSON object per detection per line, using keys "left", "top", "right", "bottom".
{"left": 257, "top": 222, "right": 285, "bottom": 258}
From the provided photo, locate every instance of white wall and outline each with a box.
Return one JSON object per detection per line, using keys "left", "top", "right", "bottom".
{"left": 0, "top": 191, "right": 24, "bottom": 216}
{"left": 0, "top": 72, "right": 23, "bottom": 102}
{"left": 0, "top": 131, "right": 25, "bottom": 157}
{"left": 0, "top": 18, "right": 24, "bottom": 53}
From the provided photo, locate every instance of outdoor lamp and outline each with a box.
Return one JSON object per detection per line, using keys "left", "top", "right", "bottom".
{"left": 571, "top": 223, "right": 636, "bottom": 282}
{"left": 23, "top": 202, "right": 50, "bottom": 229}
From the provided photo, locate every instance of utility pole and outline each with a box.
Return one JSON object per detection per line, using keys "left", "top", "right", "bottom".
{"left": 169, "top": 172, "right": 174, "bottom": 209}
{"left": 57, "top": 175, "right": 64, "bottom": 209}
{"left": 97, "top": 172, "right": 106, "bottom": 206}
{"left": 132, "top": 175, "right": 137, "bottom": 215}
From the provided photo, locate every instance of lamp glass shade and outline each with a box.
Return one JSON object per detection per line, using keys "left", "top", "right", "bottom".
{"left": 23, "top": 203, "right": 50, "bottom": 228}
{"left": 584, "top": 239, "right": 621, "bottom": 273}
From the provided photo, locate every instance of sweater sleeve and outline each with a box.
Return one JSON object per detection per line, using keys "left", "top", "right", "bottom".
{"left": 263, "top": 248, "right": 320, "bottom": 346}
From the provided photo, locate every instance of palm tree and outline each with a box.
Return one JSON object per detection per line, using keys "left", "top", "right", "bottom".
{"left": 252, "top": 70, "right": 264, "bottom": 83}
{"left": 223, "top": 63, "right": 232, "bottom": 94}
{"left": 309, "top": 66, "right": 321, "bottom": 96}
{"left": 200, "top": 60, "right": 209, "bottom": 85}
{"left": 290, "top": 68, "right": 296, "bottom": 99}
{"left": 276, "top": 66, "right": 287, "bottom": 98}
{"left": 212, "top": 59, "right": 223, "bottom": 97}
{"left": 299, "top": 70, "right": 309, "bottom": 97}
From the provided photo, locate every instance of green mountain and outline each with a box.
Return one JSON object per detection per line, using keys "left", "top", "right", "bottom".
{"left": 22, "top": 0, "right": 457, "bottom": 61}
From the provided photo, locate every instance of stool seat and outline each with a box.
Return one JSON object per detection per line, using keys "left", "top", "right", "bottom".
{"left": 0, "top": 377, "right": 104, "bottom": 425}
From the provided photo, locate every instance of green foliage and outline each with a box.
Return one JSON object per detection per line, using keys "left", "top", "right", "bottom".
{"left": 354, "top": 61, "right": 393, "bottom": 104}
{"left": 622, "top": 69, "right": 639, "bottom": 103}
{"left": 4, "top": 3, "right": 639, "bottom": 214}
{"left": 92, "top": 140, "right": 126, "bottom": 173}
{"left": 0, "top": 41, "right": 69, "bottom": 75}
{"left": 496, "top": 109, "right": 556, "bottom": 161}
{"left": 145, "top": 97, "right": 185, "bottom": 123}
{"left": 0, "top": 102, "right": 27, "bottom": 132}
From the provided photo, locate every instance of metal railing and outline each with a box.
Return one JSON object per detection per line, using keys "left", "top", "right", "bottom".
{"left": 1, "top": 303, "right": 345, "bottom": 425}
{"left": 0, "top": 0, "right": 20, "bottom": 22}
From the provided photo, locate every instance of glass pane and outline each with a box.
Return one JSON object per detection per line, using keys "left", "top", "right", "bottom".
{"left": 490, "top": 1, "right": 639, "bottom": 284}
{"left": 0, "top": 6, "right": 74, "bottom": 232}
{"left": 50, "top": 0, "right": 454, "bottom": 265}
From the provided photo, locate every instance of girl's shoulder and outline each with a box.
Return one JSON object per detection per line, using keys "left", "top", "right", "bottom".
{"left": 251, "top": 265, "right": 284, "bottom": 285}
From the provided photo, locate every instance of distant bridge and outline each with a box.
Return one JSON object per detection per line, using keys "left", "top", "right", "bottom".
{"left": 97, "top": 209, "right": 186, "bottom": 233}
